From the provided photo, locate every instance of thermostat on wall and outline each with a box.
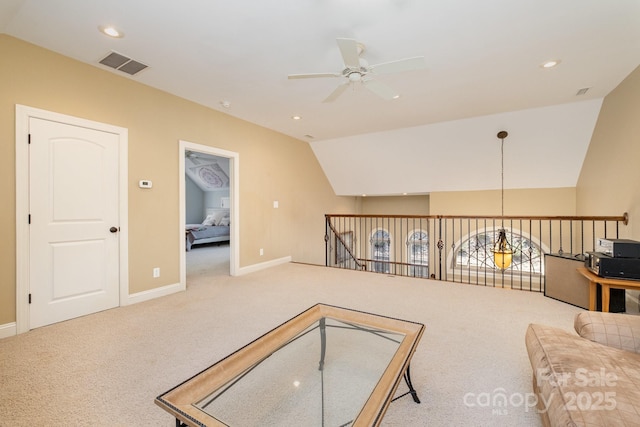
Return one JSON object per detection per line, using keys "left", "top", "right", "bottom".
{"left": 139, "top": 180, "right": 153, "bottom": 188}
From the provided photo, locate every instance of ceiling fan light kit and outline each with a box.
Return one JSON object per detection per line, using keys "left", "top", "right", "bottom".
{"left": 288, "top": 38, "right": 426, "bottom": 102}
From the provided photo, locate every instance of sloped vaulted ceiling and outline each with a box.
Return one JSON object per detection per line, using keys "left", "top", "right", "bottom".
{"left": 311, "top": 99, "right": 603, "bottom": 195}
{"left": 185, "top": 153, "right": 230, "bottom": 192}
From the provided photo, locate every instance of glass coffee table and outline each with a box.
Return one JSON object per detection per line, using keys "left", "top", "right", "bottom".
{"left": 155, "top": 303, "right": 425, "bottom": 426}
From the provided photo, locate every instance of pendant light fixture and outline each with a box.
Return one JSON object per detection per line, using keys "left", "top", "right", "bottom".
{"left": 492, "top": 131, "right": 513, "bottom": 270}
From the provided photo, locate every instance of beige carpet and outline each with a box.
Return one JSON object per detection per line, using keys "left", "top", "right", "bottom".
{"left": 0, "top": 244, "right": 589, "bottom": 426}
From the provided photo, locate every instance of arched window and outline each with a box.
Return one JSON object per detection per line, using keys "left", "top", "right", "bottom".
{"left": 454, "top": 229, "right": 544, "bottom": 273}
{"left": 370, "top": 229, "right": 391, "bottom": 273}
{"left": 407, "top": 231, "right": 429, "bottom": 277}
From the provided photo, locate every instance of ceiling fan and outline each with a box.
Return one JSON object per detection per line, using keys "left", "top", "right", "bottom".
{"left": 288, "top": 38, "right": 426, "bottom": 102}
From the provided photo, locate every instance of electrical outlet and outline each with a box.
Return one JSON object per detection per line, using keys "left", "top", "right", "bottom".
{"left": 153, "top": 267, "right": 160, "bottom": 278}
{"left": 260, "top": 248, "right": 264, "bottom": 256}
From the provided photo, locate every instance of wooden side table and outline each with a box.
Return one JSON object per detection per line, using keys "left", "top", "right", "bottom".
{"left": 576, "top": 267, "right": 639, "bottom": 312}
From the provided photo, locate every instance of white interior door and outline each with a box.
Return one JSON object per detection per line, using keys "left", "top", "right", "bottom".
{"left": 29, "top": 117, "right": 120, "bottom": 329}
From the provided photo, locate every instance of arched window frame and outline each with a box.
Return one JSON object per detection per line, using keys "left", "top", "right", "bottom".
{"left": 448, "top": 227, "right": 548, "bottom": 276}
{"left": 406, "top": 229, "right": 429, "bottom": 278}
{"left": 370, "top": 228, "right": 391, "bottom": 274}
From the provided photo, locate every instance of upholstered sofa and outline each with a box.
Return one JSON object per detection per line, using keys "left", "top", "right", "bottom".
{"left": 525, "top": 311, "right": 640, "bottom": 426}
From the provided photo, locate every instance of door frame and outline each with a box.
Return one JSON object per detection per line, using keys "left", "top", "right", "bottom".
{"left": 179, "top": 140, "right": 240, "bottom": 286}
{"left": 15, "top": 105, "right": 129, "bottom": 334}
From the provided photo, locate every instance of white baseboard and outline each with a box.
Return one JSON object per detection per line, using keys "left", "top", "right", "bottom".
{"left": 127, "top": 282, "right": 184, "bottom": 306}
{"left": 1, "top": 259, "right": 290, "bottom": 339}
{"left": 236, "top": 256, "right": 291, "bottom": 276}
{"left": 1, "top": 283, "right": 183, "bottom": 339}
{"left": 0, "top": 322, "right": 17, "bottom": 339}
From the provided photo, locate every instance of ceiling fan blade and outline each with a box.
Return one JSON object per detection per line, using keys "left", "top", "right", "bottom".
{"left": 288, "top": 72, "right": 341, "bottom": 79}
{"left": 323, "top": 82, "right": 350, "bottom": 103}
{"left": 362, "top": 78, "right": 399, "bottom": 100}
{"left": 336, "top": 38, "right": 361, "bottom": 69}
{"left": 370, "top": 56, "right": 427, "bottom": 75}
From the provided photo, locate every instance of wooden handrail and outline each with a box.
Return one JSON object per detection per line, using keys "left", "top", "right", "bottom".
{"left": 326, "top": 212, "right": 629, "bottom": 225}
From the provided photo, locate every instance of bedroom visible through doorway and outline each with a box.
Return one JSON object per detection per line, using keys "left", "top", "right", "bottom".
{"left": 178, "top": 140, "right": 239, "bottom": 289}
{"left": 185, "top": 151, "right": 230, "bottom": 279}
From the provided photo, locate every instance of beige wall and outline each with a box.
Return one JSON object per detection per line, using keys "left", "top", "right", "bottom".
{"left": 359, "top": 195, "right": 430, "bottom": 215}
{"left": 429, "top": 187, "right": 577, "bottom": 216}
{"left": 0, "top": 35, "right": 355, "bottom": 325}
{"left": 577, "top": 65, "right": 640, "bottom": 240}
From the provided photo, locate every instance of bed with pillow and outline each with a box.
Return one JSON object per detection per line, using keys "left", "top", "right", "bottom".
{"left": 185, "top": 208, "right": 230, "bottom": 251}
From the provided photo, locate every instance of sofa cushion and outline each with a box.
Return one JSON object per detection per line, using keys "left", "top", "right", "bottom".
{"left": 526, "top": 323, "right": 640, "bottom": 426}
{"left": 575, "top": 311, "right": 640, "bottom": 354}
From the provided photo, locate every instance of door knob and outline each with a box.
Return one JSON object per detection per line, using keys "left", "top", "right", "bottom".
{"left": 110, "top": 226, "right": 119, "bottom": 233}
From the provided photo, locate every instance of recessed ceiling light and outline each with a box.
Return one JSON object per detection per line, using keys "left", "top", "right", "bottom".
{"left": 220, "top": 100, "right": 231, "bottom": 108}
{"left": 541, "top": 60, "right": 561, "bottom": 69}
{"left": 98, "top": 25, "right": 124, "bottom": 38}
{"left": 292, "top": 115, "right": 302, "bottom": 120}
{"left": 392, "top": 95, "right": 400, "bottom": 99}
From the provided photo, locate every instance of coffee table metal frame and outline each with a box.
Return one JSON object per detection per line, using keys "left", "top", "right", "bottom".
{"left": 155, "top": 303, "right": 425, "bottom": 427}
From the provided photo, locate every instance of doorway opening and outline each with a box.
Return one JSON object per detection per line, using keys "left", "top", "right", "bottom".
{"left": 178, "top": 140, "right": 239, "bottom": 289}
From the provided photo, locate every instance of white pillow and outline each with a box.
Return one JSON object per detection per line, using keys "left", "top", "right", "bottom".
{"left": 219, "top": 217, "right": 230, "bottom": 226}
{"left": 212, "top": 211, "right": 226, "bottom": 225}
{"left": 202, "top": 215, "right": 215, "bottom": 226}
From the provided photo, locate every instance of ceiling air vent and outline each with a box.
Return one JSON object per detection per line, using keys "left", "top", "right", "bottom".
{"left": 99, "top": 51, "right": 148, "bottom": 76}
{"left": 576, "top": 87, "right": 590, "bottom": 96}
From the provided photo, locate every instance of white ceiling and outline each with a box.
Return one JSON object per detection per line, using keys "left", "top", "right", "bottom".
{"left": 2, "top": 1, "right": 639, "bottom": 195}
{"left": 185, "top": 152, "right": 231, "bottom": 192}
{"left": 313, "top": 99, "right": 603, "bottom": 195}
